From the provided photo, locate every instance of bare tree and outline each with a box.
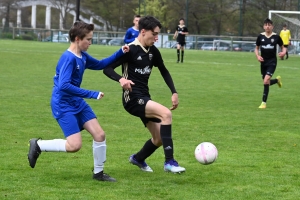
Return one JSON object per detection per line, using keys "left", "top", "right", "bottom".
{"left": 49, "top": 0, "right": 74, "bottom": 29}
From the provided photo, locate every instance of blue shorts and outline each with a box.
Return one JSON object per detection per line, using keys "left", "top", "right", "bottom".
{"left": 57, "top": 106, "right": 96, "bottom": 137}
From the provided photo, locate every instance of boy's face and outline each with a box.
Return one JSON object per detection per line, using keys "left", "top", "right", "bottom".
{"left": 78, "top": 31, "right": 93, "bottom": 51}
{"left": 179, "top": 20, "right": 185, "bottom": 25}
{"left": 141, "top": 26, "right": 160, "bottom": 47}
{"left": 263, "top": 23, "right": 273, "bottom": 33}
{"left": 133, "top": 17, "right": 140, "bottom": 28}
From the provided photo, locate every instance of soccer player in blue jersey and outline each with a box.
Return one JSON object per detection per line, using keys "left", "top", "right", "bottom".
{"left": 124, "top": 15, "right": 140, "bottom": 44}
{"left": 255, "top": 18, "right": 286, "bottom": 109}
{"left": 104, "top": 16, "right": 185, "bottom": 174}
{"left": 27, "top": 21, "right": 129, "bottom": 182}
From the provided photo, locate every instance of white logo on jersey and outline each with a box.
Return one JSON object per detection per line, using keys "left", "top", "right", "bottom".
{"left": 261, "top": 44, "right": 274, "bottom": 49}
{"left": 137, "top": 56, "right": 142, "bottom": 60}
{"left": 135, "top": 66, "right": 151, "bottom": 74}
{"left": 76, "top": 65, "right": 80, "bottom": 70}
{"left": 262, "top": 39, "right": 265, "bottom": 41}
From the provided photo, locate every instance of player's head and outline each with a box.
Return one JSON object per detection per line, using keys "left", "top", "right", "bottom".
{"left": 263, "top": 18, "right": 273, "bottom": 26}
{"left": 179, "top": 18, "right": 185, "bottom": 25}
{"left": 69, "top": 21, "right": 94, "bottom": 42}
{"left": 138, "top": 16, "right": 162, "bottom": 47}
{"left": 263, "top": 18, "right": 273, "bottom": 33}
{"left": 69, "top": 21, "right": 94, "bottom": 51}
{"left": 133, "top": 15, "right": 141, "bottom": 28}
{"left": 283, "top": 24, "right": 287, "bottom": 29}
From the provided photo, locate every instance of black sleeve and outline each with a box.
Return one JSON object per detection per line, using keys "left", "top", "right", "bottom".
{"left": 103, "top": 55, "right": 127, "bottom": 82}
{"left": 157, "top": 63, "right": 177, "bottom": 94}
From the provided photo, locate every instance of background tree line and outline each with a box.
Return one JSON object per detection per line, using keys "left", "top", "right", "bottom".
{"left": 0, "top": 0, "right": 299, "bottom": 36}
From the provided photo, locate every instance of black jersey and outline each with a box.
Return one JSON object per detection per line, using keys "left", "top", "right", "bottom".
{"left": 175, "top": 25, "right": 188, "bottom": 43}
{"left": 103, "top": 39, "right": 177, "bottom": 100}
{"left": 256, "top": 32, "right": 283, "bottom": 60}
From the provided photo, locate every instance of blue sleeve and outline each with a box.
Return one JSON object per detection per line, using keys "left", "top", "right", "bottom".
{"left": 85, "top": 48, "right": 124, "bottom": 70}
{"left": 124, "top": 28, "right": 134, "bottom": 44}
{"left": 57, "top": 57, "right": 99, "bottom": 99}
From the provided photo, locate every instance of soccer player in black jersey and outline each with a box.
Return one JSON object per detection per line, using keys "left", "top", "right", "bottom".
{"left": 173, "top": 18, "right": 188, "bottom": 63}
{"left": 103, "top": 16, "right": 185, "bottom": 173}
{"left": 254, "top": 18, "right": 286, "bottom": 109}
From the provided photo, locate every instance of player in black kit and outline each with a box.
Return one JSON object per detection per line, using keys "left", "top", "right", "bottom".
{"left": 103, "top": 16, "right": 185, "bottom": 173}
{"left": 173, "top": 18, "right": 188, "bottom": 63}
{"left": 254, "top": 18, "right": 286, "bottom": 109}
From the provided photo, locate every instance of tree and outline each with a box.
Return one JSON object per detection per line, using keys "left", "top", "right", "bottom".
{"left": 0, "top": 0, "right": 18, "bottom": 32}
{"left": 49, "top": 0, "right": 74, "bottom": 29}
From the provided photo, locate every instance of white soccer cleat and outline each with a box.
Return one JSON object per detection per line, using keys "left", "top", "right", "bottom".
{"left": 164, "top": 159, "right": 186, "bottom": 173}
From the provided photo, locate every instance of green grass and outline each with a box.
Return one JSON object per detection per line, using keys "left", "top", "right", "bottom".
{"left": 0, "top": 40, "right": 300, "bottom": 200}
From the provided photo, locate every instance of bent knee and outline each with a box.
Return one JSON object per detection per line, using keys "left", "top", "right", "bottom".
{"left": 161, "top": 110, "right": 172, "bottom": 123}
{"left": 67, "top": 142, "right": 82, "bottom": 152}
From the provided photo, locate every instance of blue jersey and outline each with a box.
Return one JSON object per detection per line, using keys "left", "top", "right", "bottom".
{"left": 124, "top": 27, "right": 139, "bottom": 44}
{"left": 51, "top": 49, "right": 124, "bottom": 119}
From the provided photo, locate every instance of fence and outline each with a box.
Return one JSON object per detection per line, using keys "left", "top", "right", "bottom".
{"left": 1, "top": 27, "right": 300, "bottom": 55}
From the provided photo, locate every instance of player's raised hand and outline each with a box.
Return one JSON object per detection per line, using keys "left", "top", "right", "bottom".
{"left": 170, "top": 93, "right": 179, "bottom": 110}
{"left": 119, "top": 77, "right": 135, "bottom": 92}
{"left": 122, "top": 45, "right": 130, "bottom": 53}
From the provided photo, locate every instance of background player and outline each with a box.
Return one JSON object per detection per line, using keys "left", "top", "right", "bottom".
{"left": 27, "top": 21, "right": 129, "bottom": 182}
{"left": 254, "top": 18, "right": 286, "bottom": 109}
{"left": 173, "top": 18, "right": 188, "bottom": 63}
{"left": 279, "top": 24, "right": 291, "bottom": 60}
{"left": 124, "top": 15, "right": 141, "bottom": 44}
{"left": 103, "top": 16, "right": 185, "bottom": 173}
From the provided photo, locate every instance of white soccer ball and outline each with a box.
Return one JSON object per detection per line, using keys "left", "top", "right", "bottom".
{"left": 194, "top": 142, "right": 218, "bottom": 165}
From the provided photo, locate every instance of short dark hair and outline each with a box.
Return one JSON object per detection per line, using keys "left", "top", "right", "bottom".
{"left": 179, "top": 18, "right": 185, "bottom": 21}
{"left": 264, "top": 18, "right": 273, "bottom": 25}
{"left": 134, "top": 15, "right": 141, "bottom": 18}
{"left": 69, "top": 21, "right": 94, "bottom": 42}
{"left": 283, "top": 24, "right": 287, "bottom": 27}
{"left": 138, "top": 16, "right": 162, "bottom": 32}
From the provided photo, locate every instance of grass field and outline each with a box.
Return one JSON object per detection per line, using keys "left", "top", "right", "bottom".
{"left": 0, "top": 40, "right": 299, "bottom": 200}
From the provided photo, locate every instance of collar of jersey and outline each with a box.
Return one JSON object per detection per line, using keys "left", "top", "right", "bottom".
{"left": 132, "top": 38, "right": 150, "bottom": 53}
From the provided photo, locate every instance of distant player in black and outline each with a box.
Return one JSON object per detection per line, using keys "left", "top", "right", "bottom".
{"left": 254, "top": 18, "right": 286, "bottom": 109}
{"left": 173, "top": 18, "right": 188, "bottom": 63}
{"left": 103, "top": 16, "right": 185, "bottom": 173}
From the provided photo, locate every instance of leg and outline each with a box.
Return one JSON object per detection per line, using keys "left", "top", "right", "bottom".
{"left": 181, "top": 46, "right": 184, "bottom": 63}
{"left": 129, "top": 121, "right": 160, "bottom": 172}
{"left": 84, "top": 118, "right": 116, "bottom": 182}
{"left": 27, "top": 115, "right": 81, "bottom": 168}
{"left": 259, "top": 74, "right": 271, "bottom": 109}
{"left": 145, "top": 100, "right": 185, "bottom": 173}
{"left": 176, "top": 44, "right": 180, "bottom": 63}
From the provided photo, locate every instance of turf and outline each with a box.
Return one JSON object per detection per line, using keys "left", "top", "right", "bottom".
{"left": 0, "top": 40, "right": 299, "bottom": 200}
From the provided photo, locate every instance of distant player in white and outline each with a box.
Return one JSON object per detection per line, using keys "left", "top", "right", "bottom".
{"left": 27, "top": 21, "right": 129, "bottom": 182}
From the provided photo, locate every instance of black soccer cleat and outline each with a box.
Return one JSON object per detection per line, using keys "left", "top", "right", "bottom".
{"left": 93, "top": 171, "right": 116, "bottom": 182}
{"left": 27, "top": 138, "right": 41, "bottom": 168}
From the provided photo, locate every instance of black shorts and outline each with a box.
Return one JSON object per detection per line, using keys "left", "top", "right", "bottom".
{"left": 260, "top": 59, "right": 277, "bottom": 77}
{"left": 123, "top": 96, "right": 161, "bottom": 127}
{"left": 177, "top": 41, "right": 186, "bottom": 47}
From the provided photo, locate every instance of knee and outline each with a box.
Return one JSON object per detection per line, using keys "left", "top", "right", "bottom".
{"left": 263, "top": 80, "right": 270, "bottom": 85}
{"left": 93, "top": 130, "right": 106, "bottom": 142}
{"left": 152, "top": 136, "right": 162, "bottom": 147}
{"left": 161, "top": 110, "right": 172, "bottom": 124}
{"left": 67, "top": 141, "right": 82, "bottom": 152}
